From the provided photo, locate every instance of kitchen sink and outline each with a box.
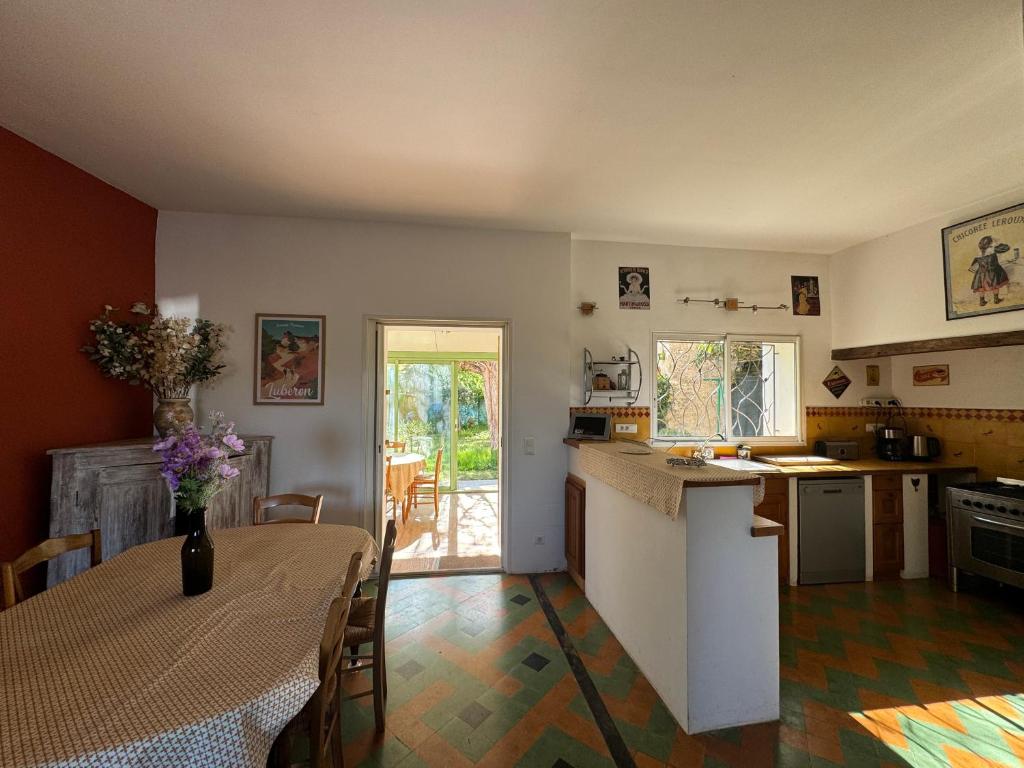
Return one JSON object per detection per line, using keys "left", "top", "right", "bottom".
{"left": 705, "top": 458, "right": 780, "bottom": 473}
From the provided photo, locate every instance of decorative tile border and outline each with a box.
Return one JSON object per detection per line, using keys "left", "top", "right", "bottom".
{"left": 806, "top": 406, "right": 1024, "bottom": 422}
{"left": 570, "top": 406, "right": 651, "bottom": 418}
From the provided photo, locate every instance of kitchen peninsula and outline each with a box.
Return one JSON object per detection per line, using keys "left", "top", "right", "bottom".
{"left": 565, "top": 440, "right": 781, "bottom": 734}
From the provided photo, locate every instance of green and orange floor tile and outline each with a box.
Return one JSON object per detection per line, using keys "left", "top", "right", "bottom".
{"left": 288, "top": 572, "right": 1024, "bottom": 767}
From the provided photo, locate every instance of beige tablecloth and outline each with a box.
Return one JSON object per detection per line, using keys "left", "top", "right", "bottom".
{"left": 387, "top": 452, "right": 426, "bottom": 501}
{"left": 0, "top": 524, "right": 378, "bottom": 768}
{"left": 579, "top": 442, "right": 764, "bottom": 519}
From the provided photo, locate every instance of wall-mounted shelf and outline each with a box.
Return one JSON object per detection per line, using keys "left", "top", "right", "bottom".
{"left": 583, "top": 348, "right": 642, "bottom": 405}
{"left": 831, "top": 330, "right": 1024, "bottom": 360}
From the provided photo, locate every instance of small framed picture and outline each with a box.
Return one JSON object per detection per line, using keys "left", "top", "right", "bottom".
{"left": 254, "top": 314, "right": 326, "bottom": 405}
{"left": 866, "top": 365, "right": 880, "bottom": 387}
{"left": 791, "top": 276, "right": 821, "bottom": 316}
{"left": 912, "top": 364, "right": 949, "bottom": 387}
{"left": 619, "top": 266, "right": 651, "bottom": 309}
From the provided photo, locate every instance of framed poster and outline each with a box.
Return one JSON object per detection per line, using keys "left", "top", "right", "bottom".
{"left": 619, "top": 267, "right": 650, "bottom": 309}
{"left": 942, "top": 202, "right": 1024, "bottom": 320}
{"left": 254, "top": 314, "right": 325, "bottom": 405}
{"left": 791, "top": 275, "right": 821, "bottom": 316}
{"left": 912, "top": 364, "right": 950, "bottom": 387}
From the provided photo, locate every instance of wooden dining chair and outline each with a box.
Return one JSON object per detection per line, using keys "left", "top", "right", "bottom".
{"left": 342, "top": 519, "right": 397, "bottom": 734}
{"left": 1, "top": 530, "right": 102, "bottom": 609}
{"left": 384, "top": 456, "right": 399, "bottom": 522}
{"left": 271, "top": 551, "right": 363, "bottom": 768}
{"left": 407, "top": 449, "right": 443, "bottom": 520}
{"left": 384, "top": 440, "right": 407, "bottom": 452}
{"left": 252, "top": 493, "right": 324, "bottom": 525}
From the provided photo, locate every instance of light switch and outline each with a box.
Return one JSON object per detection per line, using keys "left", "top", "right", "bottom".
{"left": 524, "top": 437, "right": 535, "bottom": 455}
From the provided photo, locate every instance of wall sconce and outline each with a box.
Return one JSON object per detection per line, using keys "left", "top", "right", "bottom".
{"left": 578, "top": 302, "right": 597, "bottom": 316}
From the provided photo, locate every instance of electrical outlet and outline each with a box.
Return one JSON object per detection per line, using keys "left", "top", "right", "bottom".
{"left": 534, "top": 535, "right": 545, "bottom": 545}
{"left": 615, "top": 422, "right": 638, "bottom": 434}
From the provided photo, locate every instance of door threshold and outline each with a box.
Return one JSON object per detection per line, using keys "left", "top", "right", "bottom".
{"left": 392, "top": 567, "right": 504, "bottom": 579}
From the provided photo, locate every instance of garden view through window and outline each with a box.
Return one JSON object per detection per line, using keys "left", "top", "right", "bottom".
{"left": 654, "top": 335, "right": 799, "bottom": 442}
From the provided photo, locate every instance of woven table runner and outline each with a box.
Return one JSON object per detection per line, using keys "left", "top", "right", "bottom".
{"left": 578, "top": 442, "right": 764, "bottom": 519}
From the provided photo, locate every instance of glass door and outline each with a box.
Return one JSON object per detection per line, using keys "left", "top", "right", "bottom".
{"left": 388, "top": 361, "right": 453, "bottom": 489}
{"left": 386, "top": 355, "right": 500, "bottom": 492}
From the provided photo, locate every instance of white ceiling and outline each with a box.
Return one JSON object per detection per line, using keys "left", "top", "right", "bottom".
{"left": 2, "top": 1, "right": 1022, "bottom": 254}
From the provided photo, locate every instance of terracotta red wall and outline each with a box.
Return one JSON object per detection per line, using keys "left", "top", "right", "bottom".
{"left": 0, "top": 126, "right": 157, "bottom": 566}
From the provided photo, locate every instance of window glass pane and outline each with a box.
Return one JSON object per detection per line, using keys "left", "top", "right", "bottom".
{"left": 655, "top": 339, "right": 726, "bottom": 438}
{"left": 729, "top": 340, "right": 798, "bottom": 437}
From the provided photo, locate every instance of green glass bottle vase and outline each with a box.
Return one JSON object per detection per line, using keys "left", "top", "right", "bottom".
{"left": 180, "top": 507, "right": 214, "bottom": 596}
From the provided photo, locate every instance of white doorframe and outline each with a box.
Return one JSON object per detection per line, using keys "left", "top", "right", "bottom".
{"left": 361, "top": 315, "right": 511, "bottom": 572}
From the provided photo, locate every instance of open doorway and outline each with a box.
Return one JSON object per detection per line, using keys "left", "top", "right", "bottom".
{"left": 377, "top": 324, "right": 503, "bottom": 574}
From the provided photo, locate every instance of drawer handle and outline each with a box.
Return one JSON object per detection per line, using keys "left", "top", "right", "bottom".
{"left": 823, "top": 489, "right": 842, "bottom": 494}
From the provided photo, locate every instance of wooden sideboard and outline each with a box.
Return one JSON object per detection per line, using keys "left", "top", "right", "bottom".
{"left": 46, "top": 435, "right": 273, "bottom": 587}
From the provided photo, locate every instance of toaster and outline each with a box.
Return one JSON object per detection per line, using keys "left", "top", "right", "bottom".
{"left": 813, "top": 440, "right": 859, "bottom": 460}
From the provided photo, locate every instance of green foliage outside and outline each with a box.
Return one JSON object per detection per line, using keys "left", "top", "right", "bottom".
{"left": 457, "top": 425, "right": 498, "bottom": 480}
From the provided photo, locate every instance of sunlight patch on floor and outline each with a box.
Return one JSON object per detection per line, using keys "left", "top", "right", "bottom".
{"left": 391, "top": 491, "right": 500, "bottom": 574}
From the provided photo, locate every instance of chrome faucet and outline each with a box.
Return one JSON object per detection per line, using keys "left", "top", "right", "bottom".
{"left": 693, "top": 433, "right": 725, "bottom": 461}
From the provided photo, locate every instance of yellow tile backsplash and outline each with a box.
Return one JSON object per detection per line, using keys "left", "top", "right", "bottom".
{"left": 805, "top": 406, "right": 1024, "bottom": 482}
{"left": 567, "top": 405, "right": 1024, "bottom": 479}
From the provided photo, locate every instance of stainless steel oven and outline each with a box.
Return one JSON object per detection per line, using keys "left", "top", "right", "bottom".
{"left": 948, "top": 481, "right": 1024, "bottom": 591}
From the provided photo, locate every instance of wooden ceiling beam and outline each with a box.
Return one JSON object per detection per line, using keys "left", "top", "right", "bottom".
{"left": 831, "top": 330, "right": 1024, "bottom": 360}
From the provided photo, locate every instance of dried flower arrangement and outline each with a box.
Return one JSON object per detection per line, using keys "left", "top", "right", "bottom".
{"left": 81, "top": 302, "right": 227, "bottom": 399}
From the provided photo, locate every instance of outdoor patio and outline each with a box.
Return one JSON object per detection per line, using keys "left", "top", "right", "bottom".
{"left": 391, "top": 491, "right": 501, "bottom": 574}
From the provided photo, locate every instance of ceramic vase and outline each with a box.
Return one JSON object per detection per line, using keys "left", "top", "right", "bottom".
{"left": 154, "top": 398, "right": 194, "bottom": 437}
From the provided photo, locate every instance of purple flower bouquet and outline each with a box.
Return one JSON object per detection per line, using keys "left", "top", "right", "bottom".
{"left": 153, "top": 412, "right": 245, "bottom": 512}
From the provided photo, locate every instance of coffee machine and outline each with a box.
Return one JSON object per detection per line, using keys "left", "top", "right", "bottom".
{"left": 877, "top": 427, "right": 908, "bottom": 461}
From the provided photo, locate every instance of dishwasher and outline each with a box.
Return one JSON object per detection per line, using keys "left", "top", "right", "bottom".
{"left": 798, "top": 478, "right": 866, "bottom": 584}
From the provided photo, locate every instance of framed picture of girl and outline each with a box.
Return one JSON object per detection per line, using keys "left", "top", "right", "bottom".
{"left": 942, "top": 202, "right": 1024, "bottom": 320}
{"left": 254, "top": 314, "right": 325, "bottom": 404}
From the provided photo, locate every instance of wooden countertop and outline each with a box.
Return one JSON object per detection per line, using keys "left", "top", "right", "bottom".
{"left": 565, "top": 440, "right": 975, "bottom": 477}
{"left": 751, "top": 515, "right": 784, "bottom": 537}
{"left": 750, "top": 458, "right": 976, "bottom": 476}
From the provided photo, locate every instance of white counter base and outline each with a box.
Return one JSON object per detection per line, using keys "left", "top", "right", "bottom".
{"left": 570, "top": 451, "right": 780, "bottom": 734}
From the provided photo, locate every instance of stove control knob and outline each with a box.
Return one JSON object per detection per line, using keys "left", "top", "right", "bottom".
{"left": 975, "top": 501, "right": 986, "bottom": 508}
{"left": 1012, "top": 509, "right": 1021, "bottom": 517}
{"left": 985, "top": 503, "right": 995, "bottom": 510}
{"left": 997, "top": 506, "right": 1007, "bottom": 514}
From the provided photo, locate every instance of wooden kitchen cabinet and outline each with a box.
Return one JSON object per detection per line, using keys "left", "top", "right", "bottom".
{"left": 872, "top": 475, "right": 903, "bottom": 579}
{"left": 565, "top": 474, "right": 586, "bottom": 590}
{"left": 873, "top": 523, "right": 904, "bottom": 578}
{"left": 755, "top": 477, "right": 789, "bottom": 586}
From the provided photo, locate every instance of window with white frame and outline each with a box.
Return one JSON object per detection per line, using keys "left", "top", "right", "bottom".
{"left": 653, "top": 334, "right": 801, "bottom": 443}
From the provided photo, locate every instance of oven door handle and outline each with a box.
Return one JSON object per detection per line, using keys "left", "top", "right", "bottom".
{"left": 973, "top": 514, "right": 1024, "bottom": 532}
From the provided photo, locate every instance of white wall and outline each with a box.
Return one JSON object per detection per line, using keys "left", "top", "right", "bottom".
{"left": 829, "top": 190, "right": 1024, "bottom": 409}
{"left": 830, "top": 189, "right": 1024, "bottom": 349}
{"left": 890, "top": 346, "right": 1024, "bottom": 410}
{"left": 571, "top": 240, "right": 885, "bottom": 424}
{"left": 156, "top": 212, "right": 570, "bottom": 573}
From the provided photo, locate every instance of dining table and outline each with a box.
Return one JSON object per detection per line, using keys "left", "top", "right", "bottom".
{"left": 387, "top": 451, "right": 426, "bottom": 506}
{"left": 0, "top": 523, "right": 378, "bottom": 768}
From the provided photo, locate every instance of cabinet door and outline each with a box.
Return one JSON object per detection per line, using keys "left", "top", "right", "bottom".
{"left": 873, "top": 523, "right": 903, "bottom": 579}
{"left": 756, "top": 491, "right": 789, "bottom": 586}
{"left": 565, "top": 475, "right": 586, "bottom": 585}
{"left": 206, "top": 455, "right": 253, "bottom": 529}
{"left": 872, "top": 489, "right": 902, "bottom": 525}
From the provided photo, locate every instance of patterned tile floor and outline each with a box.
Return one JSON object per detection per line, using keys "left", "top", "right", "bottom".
{"left": 290, "top": 573, "right": 1024, "bottom": 767}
